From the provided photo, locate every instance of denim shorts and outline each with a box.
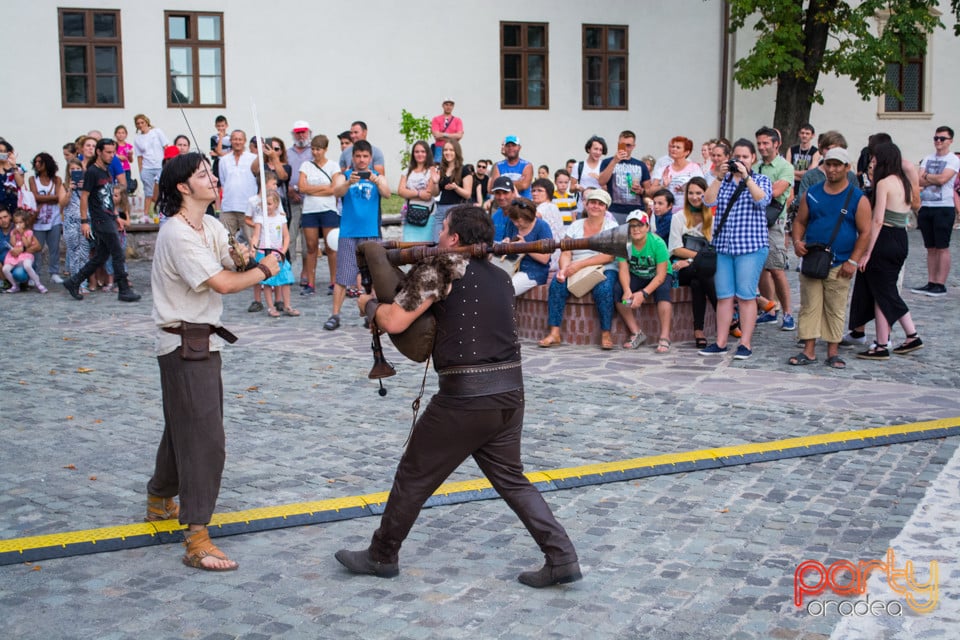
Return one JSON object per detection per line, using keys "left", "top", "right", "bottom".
{"left": 715, "top": 247, "right": 768, "bottom": 300}
{"left": 141, "top": 167, "right": 162, "bottom": 197}
{"left": 301, "top": 210, "right": 339, "bottom": 229}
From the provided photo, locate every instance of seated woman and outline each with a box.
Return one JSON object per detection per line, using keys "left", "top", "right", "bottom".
{"left": 668, "top": 177, "right": 718, "bottom": 348}
{"left": 615, "top": 210, "right": 673, "bottom": 352}
{"left": 539, "top": 189, "right": 619, "bottom": 350}
{"left": 501, "top": 198, "right": 553, "bottom": 296}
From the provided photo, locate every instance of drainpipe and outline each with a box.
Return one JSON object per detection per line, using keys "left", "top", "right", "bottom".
{"left": 719, "top": 0, "right": 731, "bottom": 139}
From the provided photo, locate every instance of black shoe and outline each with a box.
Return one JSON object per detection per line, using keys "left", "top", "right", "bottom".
{"left": 63, "top": 278, "right": 83, "bottom": 300}
{"left": 925, "top": 284, "right": 947, "bottom": 297}
{"left": 517, "top": 561, "right": 582, "bottom": 588}
{"left": 118, "top": 288, "right": 141, "bottom": 302}
{"left": 909, "top": 282, "right": 934, "bottom": 294}
{"left": 856, "top": 343, "right": 890, "bottom": 360}
{"left": 334, "top": 549, "right": 399, "bottom": 578}
{"left": 892, "top": 336, "right": 924, "bottom": 355}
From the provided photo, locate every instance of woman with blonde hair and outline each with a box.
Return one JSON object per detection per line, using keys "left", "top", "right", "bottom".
{"left": 669, "top": 177, "right": 717, "bottom": 348}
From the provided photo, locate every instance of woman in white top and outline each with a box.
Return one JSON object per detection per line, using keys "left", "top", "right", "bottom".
{"left": 571, "top": 135, "right": 607, "bottom": 215}
{"left": 298, "top": 135, "right": 341, "bottom": 295}
{"left": 396, "top": 141, "right": 438, "bottom": 242}
{"left": 28, "top": 152, "right": 65, "bottom": 283}
{"left": 651, "top": 136, "right": 704, "bottom": 213}
{"left": 133, "top": 113, "right": 170, "bottom": 218}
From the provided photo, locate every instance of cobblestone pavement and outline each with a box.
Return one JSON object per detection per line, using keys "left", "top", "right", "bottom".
{"left": 0, "top": 229, "right": 957, "bottom": 639}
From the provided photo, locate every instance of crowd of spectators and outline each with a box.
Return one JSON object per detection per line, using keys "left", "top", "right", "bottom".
{"left": 2, "top": 104, "right": 958, "bottom": 367}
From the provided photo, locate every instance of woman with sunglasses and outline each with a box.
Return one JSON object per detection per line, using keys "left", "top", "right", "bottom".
{"left": 253, "top": 138, "right": 291, "bottom": 211}
{"left": 500, "top": 197, "right": 553, "bottom": 296}
{"left": 28, "top": 152, "right": 66, "bottom": 284}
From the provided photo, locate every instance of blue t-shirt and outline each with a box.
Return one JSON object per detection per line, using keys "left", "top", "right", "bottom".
{"left": 492, "top": 208, "right": 510, "bottom": 242}
{"left": 501, "top": 217, "right": 553, "bottom": 285}
{"left": 803, "top": 182, "right": 863, "bottom": 266}
{"left": 495, "top": 158, "right": 531, "bottom": 198}
{"left": 0, "top": 225, "right": 12, "bottom": 262}
{"left": 599, "top": 157, "right": 650, "bottom": 214}
{"left": 340, "top": 169, "right": 382, "bottom": 238}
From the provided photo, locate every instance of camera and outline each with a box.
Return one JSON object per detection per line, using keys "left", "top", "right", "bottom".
{"left": 357, "top": 171, "right": 371, "bottom": 180}
{"left": 0, "top": 153, "right": 8, "bottom": 161}
{"left": 727, "top": 160, "right": 739, "bottom": 174}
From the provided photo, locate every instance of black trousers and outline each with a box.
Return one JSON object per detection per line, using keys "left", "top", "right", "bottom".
{"left": 848, "top": 226, "right": 909, "bottom": 329}
{"left": 147, "top": 351, "right": 225, "bottom": 525}
{"left": 370, "top": 395, "right": 578, "bottom": 566}
{"left": 76, "top": 217, "right": 127, "bottom": 282}
{"left": 676, "top": 265, "right": 717, "bottom": 331}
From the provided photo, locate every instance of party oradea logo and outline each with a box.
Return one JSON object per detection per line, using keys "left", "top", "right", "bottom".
{"left": 794, "top": 548, "right": 938, "bottom": 616}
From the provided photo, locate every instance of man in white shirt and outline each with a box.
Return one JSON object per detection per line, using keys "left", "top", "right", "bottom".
{"left": 912, "top": 126, "right": 959, "bottom": 297}
{"left": 217, "top": 130, "right": 258, "bottom": 244}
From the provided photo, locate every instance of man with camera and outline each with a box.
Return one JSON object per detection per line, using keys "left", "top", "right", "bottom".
{"left": 326, "top": 140, "right": 390, "bottom": 331}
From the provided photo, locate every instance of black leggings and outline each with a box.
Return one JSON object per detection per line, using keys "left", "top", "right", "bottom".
{"left": 675, "top": 264, "right": 717, "bottom": 331}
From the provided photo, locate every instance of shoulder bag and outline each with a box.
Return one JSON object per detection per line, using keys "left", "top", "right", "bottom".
{"left": 691, "top": 180, "right": 747, "bottom": 278}
{"left": 800, "top": 186, "right": 854, "bottom": 280}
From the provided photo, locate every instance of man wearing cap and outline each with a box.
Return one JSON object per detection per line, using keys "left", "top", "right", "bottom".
{"left": 597, "top": 130, "right": 651, "bottom": 223}
{"left": 490, "top": 136, "right": 533, "bottom": 199}
{"left": 218, "top": 130, "right": 258, "bottom": 245}
{"left": 489, "top": 176, "right": 517, "bottom": 241}
{"left": 790, "top": 147, "right": 871, "bottom": 369}
{"left": 287, "top": 121, "right": 313, "bottom": 282}
{"left": 430, "top": 99, "right": 464, "bottom": 164}
{"left": 339, "top": 121, "right": 386, "bottom": 176}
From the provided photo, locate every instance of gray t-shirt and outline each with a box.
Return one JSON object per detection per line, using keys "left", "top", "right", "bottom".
{"left": 151, "top": 215, "right": 234, "bottom": 356}
{"left": 339, "top": 143, "right": 386, "bottom": 172}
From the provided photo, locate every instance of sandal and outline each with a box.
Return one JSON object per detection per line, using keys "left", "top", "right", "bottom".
{"left": 267, "top": 307, "right": 280, "bottom": 318}
{"left": 323, "top": 315, "right": 340, "bottom": 331}
{"left": 538, "top": 334, "right": 562, "bottom": 348}
{"left": 283, "top": 307, "right": 301, "bottom": 317}
{"left": 182, "top": 528, "right": 239, "bottom": 572}
{"left": 729, "top": 319, "right": 742, "bottom": 339}
{"left": 655, "top": 339, "right": 671, "bottom": 354}
{"left": 623, "top": 332, "right": 645, "bottom": 349}
{"left": 824, "top": 355, "right": 847, "bottom": 369}
{"left": 695, "top": 336, "right": 707, "bottom": 349}
{"left": 856, "top": 342, "right": 890, "bottom": 360}
{"left": 144, "top": 495, "right": 180, "bottom": 522}
{"left": 345, "top": 287, "right": 362, "bottom": 298}
{"left": 788, "top": 352, "right": 817, "bottom": 366}
{"left": 600, "top": 333, "right": 614, "bottom": 350}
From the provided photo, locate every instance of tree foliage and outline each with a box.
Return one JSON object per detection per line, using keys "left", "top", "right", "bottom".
{"left": 398, "top": 109, "right": 431, "bottom": 169}
{"left": 728, "top": 0, "right": 960, "bottom": 143}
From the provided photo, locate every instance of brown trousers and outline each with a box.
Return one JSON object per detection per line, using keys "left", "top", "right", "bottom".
{"left": 147, "top": 351, "right": 225, "bottom": 525}
{"left": 370, "top": 396, "right": 578, "bottom": 566}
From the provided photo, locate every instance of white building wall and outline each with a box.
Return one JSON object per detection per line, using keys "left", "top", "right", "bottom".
{"left": 5, "top": 0, "right": 956, "bottom": 186}
{"left": 6, "top": 0, "right": 724, "bottom": 183}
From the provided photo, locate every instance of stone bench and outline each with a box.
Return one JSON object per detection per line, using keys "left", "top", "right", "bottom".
{"left": 515, "top": 278, "right": 716, "bottom": 347}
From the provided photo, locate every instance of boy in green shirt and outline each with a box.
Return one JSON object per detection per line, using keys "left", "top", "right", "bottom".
{"left": 614, "top": 210, "right": 673, "bottom": 352}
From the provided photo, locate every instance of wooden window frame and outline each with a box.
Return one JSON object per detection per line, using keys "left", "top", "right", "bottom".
{"left": 582, "top": 24, "right": 628, "bottom": 111}
{"left": 164, "top": 11, "right": 226, "bottom": 108}
{"left": 58, "top": 8, "right": 124, "bottom": 108}
{"left": 499, "top": 21, "right": 549, "bottom": 110}
{"left": 883, "top": 54, "right": 924, "bottom": 113}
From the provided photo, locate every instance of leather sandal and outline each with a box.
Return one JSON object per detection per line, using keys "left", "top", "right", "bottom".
{"left": 182, "top": 528, "right": 238, "bottom": 572}
{"left": 145, "top": 495, "right": 179, "bottom": 522}
{"left": 600, "top": 333, "right": 615, "bottom": 350}
{"left": 538, "top": 334, "right": 562, "bottom": 348}
{"left": 655, "top": 339, "right": 671, "bottom": 353}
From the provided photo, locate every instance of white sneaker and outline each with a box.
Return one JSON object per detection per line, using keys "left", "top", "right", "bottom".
{"left": 51, "top": 274, "right": 64, "bottom": 284}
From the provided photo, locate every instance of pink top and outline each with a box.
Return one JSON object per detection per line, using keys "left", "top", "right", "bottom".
{"left": 116, "top": 142, "right": 134, "bottom": 171}
{"left": 431, "top": 115, "right": 463, "bottom": 145}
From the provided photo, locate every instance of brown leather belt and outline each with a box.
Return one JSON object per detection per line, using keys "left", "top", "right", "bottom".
{"left": 162, "top": 323, "right": 238, "bottom": 344}
{"left": 437, "top": 360, "right": 522, "bottom": 397}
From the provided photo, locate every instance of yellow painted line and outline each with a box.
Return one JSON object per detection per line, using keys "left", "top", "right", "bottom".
{"left": 2, "top": 418, "right": 957, "bottom": 558}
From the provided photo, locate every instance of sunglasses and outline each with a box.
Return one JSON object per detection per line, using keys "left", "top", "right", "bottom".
{"left": 933, "top": 136, "right": 952, "bottom": 142}
{"left": 510, "top": 199, "right": 535, "bottom": 211}
{"left": 272, "top": 146, "right": 282, "bottom": 151}
{"left": 628, "top": 222, "right": 647, "bottom": 229}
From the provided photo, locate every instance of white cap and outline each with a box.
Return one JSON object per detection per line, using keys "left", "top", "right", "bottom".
{"left": 292, "top": 120, "right": 311, "bottom": 132}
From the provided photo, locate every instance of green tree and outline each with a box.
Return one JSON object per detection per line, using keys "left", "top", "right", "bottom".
{"left": 398, "top": 109, "right": 431, "bottom": 169}
{"left": 728, "top": 0, "right": 960, "bottom": 146}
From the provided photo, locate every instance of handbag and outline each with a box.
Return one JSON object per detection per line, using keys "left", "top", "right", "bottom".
{"left": 691, "top": 180, "right": 747, "bottom": 278}
{"left": 566, "top": 264, "right": 607, "bottom": 297}
{"left": 405, "top": 202, "right": 433, "bottom": 227}
{"left": 682, "top": 233, "right": 708, "bottom": 253}
{"left": 765, "top": 201, "right": 784, "bottom": 228}
{"left": 491, "top": 254, "right": 521, "bottom": 276}
{"left": 800, "top": 186, "right": 854, "bottom": 280}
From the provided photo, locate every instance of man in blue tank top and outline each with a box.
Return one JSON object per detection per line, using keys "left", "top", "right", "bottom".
{"left": 489, "top": 135, "right": 533, "bottom": 198}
